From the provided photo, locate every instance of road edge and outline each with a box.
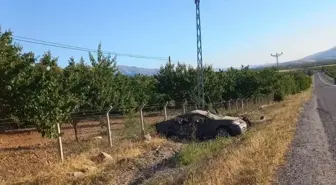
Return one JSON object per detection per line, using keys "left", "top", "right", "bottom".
{"left": 276, "top": 78, "right": 336, "bottom": 185}
{"left": 317, "top": 72, "right": 336, "bottom": 87}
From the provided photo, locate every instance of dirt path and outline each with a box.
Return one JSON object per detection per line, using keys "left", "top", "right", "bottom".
{"left": 277, "top": 74, "right": 336, "bottom": 185}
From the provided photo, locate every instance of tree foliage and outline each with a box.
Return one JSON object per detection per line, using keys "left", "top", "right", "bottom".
{"left": 0, "top": 28, "right": 312, "bottom": 138}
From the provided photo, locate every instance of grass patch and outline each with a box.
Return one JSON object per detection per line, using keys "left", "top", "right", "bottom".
{"left": 122, "top": 111, "right": 159, "bottom": 141}
{"left": 173, "top": 137, "right": 233, "bottom": 166}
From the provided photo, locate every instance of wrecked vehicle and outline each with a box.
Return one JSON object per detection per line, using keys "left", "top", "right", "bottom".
{"left": 155, "top": 110, "right": 248, "bottom": 139}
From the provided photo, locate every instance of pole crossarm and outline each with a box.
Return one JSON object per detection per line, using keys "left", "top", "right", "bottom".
{"left": 271, "top": 52, "right": 283, "bottom": 69}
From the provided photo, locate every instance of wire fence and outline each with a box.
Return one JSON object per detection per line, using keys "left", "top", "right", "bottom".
{"left": 0, "top": 94, "right": 273, "bottom": 161}
{"left": 0, "top": 94, "right": 273, "bottom": 132}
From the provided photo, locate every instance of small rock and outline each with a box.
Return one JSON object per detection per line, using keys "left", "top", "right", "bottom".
{"left": 259, "top": 105, "right": 266, "bottom": 109}
{"left": 93, "top": 136, "right": 103, "bottom": 139}
{"left": 144, "top": 134, "right": 152, "bottom": 141}
{"left": 155, "top": 146, "right": 161, "bottom": 153}
{"left": 81, "top": 166, "right": 98, "bottom": 173}
{"left": 91, "top": 152, "right": 114, "bottom": 163}
{"left": 69, "top": 171, "right": 85, "bottom": 178}
{"left": 129, "top": 165, "right": 136, "bottom": 170}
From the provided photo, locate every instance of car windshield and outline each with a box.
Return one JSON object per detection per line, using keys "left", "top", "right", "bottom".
{"left": 207, "top": 111, "right": 222, "bottom": 120}
{"left": 177, "top": 111, "right": 223, "bottom": 120}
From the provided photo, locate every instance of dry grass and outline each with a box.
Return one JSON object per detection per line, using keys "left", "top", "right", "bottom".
{"left": 182, "top": 89, "right": 312, "bottom": 185}
{"left": 1, "top": 90, "right": 312, "bottom": 185}
{"left": 9, "top": 137, "right": 169, "bottom": 185}
{"left": 145, "top": 88, "right": 312, "bottom": 185}
{"left": 0, "top": 114, "right": 168, "bottom": 185}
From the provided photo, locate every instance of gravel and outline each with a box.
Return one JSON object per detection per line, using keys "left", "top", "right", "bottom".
{"left": 277, "top": 74, "right": 336, "bottom": 185}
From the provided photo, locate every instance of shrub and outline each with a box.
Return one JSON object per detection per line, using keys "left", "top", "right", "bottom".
{"left": 273, "top": 90, "right": 285, "bottom": 101}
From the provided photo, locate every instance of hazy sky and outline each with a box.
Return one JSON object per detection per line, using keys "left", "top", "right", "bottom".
{"left": 1, "top": 0, "right": 336, "bottom": 69}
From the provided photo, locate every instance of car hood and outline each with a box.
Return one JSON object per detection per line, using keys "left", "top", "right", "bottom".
{"left": 215, "top": 116, "right": 240, "bottom": 121}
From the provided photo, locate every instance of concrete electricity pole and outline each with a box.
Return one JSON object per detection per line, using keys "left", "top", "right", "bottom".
{"left": 195, "top": 0, "right": 205, "bottom": 110}
{"left": 271, "top": 52, "right": 283, "bottom": 69}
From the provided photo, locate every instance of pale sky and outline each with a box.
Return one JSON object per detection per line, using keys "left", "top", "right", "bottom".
{"left": 1, "top": 0, "right": 336, "bottom": 69}
{"left": 209, "top": 5, "right": 336, "bottom": 67}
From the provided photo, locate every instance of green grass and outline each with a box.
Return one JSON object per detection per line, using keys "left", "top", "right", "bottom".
{"left": 173, "top": 137, "right": 233, "bottom": 166}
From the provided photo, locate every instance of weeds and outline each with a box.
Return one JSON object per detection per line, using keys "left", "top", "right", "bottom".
{"left": 173, "top": 137, "right": 233, "bottom": 166}
{"left": 123, "top": 111, "right": 142, "bottom": 140}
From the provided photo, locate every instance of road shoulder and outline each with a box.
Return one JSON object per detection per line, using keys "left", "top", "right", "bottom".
{"left": 276, "top": 94, "right": 336, "bottom": 185}
{"left": 317, "top": 72, "right": 336, "bottom": 87}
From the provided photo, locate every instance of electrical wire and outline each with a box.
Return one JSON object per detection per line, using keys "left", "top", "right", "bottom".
{"left": 12, "top": 36, "right": 168, "bottom": 61}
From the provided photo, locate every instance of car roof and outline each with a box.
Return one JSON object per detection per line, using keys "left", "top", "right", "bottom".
{"left": 187, "top": 110, "right": 209, "bottom": 116}
{"left": 185, "top": 110, "right": 239, "bottom": 121}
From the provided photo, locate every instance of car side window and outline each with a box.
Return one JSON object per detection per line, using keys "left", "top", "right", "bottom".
{"left": 191, "top": 114, "right": 207, "bottom": 123}
{"left": 176, "top": 115, "right": 189, "bottom": 124}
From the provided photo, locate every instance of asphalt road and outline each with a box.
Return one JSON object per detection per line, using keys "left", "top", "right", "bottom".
{"left": 277, "top": 73, "right": 336, "bottom": 185}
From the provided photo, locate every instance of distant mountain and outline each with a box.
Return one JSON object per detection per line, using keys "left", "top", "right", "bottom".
{"left": 117, "top": 65, "right": 229, "bottom": 76}
{"left": 117, "top": 65, "right": 159, "bottom": 76}
{"left": 274, "top": 46, "right": 336, "bottom": 67}
{"left": 117, "top": 46, "right": 336, "bottom": 75}
{"left": 255, "top": 46, "right": 336, "bottom": 68}
{"left": 300, "top": 46, "right": 336, "bottom": 61}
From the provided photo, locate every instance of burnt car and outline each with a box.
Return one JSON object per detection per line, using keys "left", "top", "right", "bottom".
{"left": 155, "top": 110, "right": 247, "bottom": 139}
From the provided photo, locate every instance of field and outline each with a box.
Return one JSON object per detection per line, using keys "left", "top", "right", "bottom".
{"left": 0, "top": 113, "right": 167, "bottom": 184}
{"left": 0, "top": 88, "right": 312, "bottom": 185}
{"left": 278, "top": 63, "right": 336, "bottom": 73}
{"left": 0, "top": 99, "right": 258, "bottom": 184}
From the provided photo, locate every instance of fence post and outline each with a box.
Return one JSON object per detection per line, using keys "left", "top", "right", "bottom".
{"left": 56, "top": 123, "right": 64, "bottom": 162}
{"left": 221, "top": 101, "right": 225, "bottom": 115}
{"left": 164, "top": 102, "right": 168, "bottom": 120}
{"left": 228, "top": 99, "right": 232, "bottom": 114}
{"left": 235, "top": 99, "right": 239, "bottom": 113}
{"left": 257, "top": 96, "right": 260, "bottom": 108}
{"left": 106, "top": 106, "right": 113, "bottom": 148}
{"left": 140, "top": 103, "right": 145, "bottom": 136}
{"left": 246, "top": 98, "right": 249, "bottom": 111}
{"left": 253, "top": 97, "right": 257, "bottom": 110}
{"left": 183, "top": 100, "right": 187, "bottom": 114}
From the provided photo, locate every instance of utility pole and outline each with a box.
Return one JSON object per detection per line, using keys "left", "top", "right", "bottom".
{"left": 195, "top": 0, "right": 205, "bottom": 110}
{"left": 271, "top": 52, "right": 283, "bottom": 69}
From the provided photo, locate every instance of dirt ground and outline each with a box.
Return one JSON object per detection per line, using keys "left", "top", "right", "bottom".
{"left": 0, "top": 106, "right": 262, "bottom": 185}
{"left": 0, "top": 114, "right": 166, "bottom": 184}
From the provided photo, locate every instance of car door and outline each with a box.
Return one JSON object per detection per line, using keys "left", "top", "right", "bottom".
{"left": 171, "top": 115, "right": 190, "bottom": 138}
{"left": 190, "top": 114, "right": 210, "bottom": 138}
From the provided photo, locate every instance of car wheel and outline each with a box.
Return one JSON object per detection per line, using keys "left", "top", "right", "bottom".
{"left": 216, "top": 127, "right": 230, "bottom": 138}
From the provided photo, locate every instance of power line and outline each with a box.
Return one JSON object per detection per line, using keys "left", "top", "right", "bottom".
{"left": 270, "top": 52, "right": 283, "bottom": 69}
{"left": 12, "top": 35, "right": 168, "bottom": 61}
